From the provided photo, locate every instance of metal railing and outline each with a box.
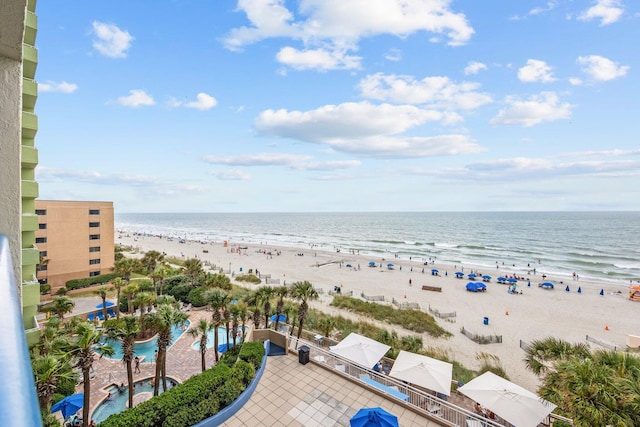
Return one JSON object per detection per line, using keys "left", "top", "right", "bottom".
{"left": 288, "top": 336, "right": 504, "bottom": 427}
{"left": 0, "top": 235, "right": 42, "bottom": 425}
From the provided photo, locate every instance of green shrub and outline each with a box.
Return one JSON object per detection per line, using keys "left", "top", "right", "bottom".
{"left": 163, "top": 396, "right": 220, "bottom": 427}
{"left": 214, "top": 377, "right": 245, "bottom": 407}
{"left": 39, "top": 283, "right": 51, "bottom": 295}
{"left": 65, "top": 273, "right": 119, "bottom": 290}
{"left": 238, "top": 341, "right": 264, "bottom": 370}
{"left": 219, "top": 350, "right": 238, "bottom": 367}
{"left": 234, "top": 274, "right": 261, "bottom": 284}
{"left": 233, "top": 360, "right": 256, "bottom": 386}
{"left": 187, "top": 287, "right": 208, "bottom": 307}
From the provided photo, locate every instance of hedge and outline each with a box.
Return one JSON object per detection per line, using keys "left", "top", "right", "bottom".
{"left": 65, "top": 273, "right": 119, "bottom": 290}
{"left": 99, "top": 343, "right": 265, "bottom": 427}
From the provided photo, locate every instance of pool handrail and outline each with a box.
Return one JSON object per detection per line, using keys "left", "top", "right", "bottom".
{"left": 0, "top": 235, "right": 43, "bottom": 426}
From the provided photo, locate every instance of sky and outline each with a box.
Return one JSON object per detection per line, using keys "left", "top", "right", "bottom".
{"left": 33, "top": 0, "right": 640, "bottom": 213}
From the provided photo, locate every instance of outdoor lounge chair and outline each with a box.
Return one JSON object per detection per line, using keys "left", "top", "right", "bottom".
{"left": 87, "top": 313, "right": 95, "bottom": 322}
{"left": 96, "top": 312, "right": 105, "bottom": 321}
{"left": 107, "top": 308, "right": 116, "bottom": 318}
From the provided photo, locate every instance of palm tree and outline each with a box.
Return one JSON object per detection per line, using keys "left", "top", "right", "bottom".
{"left": 94, "top": 285, "right": 110, "bottom": 320}
{"left": 122, "top": 283, "right": 138, "bottom": 314}
{"left": 182, "top": 257, "right": 203, "bottom": 286}
{"left": 237, "top": 302, "right": 248, "bottom": 340}
{"left": 46, "top": 296, "right": 75, "bottom": 320}
{"left": 273, "top": 286, "right": 288, "bottom": 331}
{"left": 524, "top": 336, "right": 590, "bottom": 376}
{"left": 188, "top": 318, "right": 213, "bottom": 372}
{"left": 290, "top": 281, "right": 319, "bottom": 343}
{"left": 103, "top": 316, "right": 140, "bottom": 409}
{"left": 68, "top": 322, "right": 114, "bottom": 427}
{"left": 111, "top": 277, "right": 124, "bottom": 319}
{"left": 317, "top": 316, "right": 336, "bottom": 339}
{"left": 244, "top": 291, "right": 261, "bottom": 328}
{"left": 256, "top": 286, "right": 275, "bottom": 329}
{"left": 229, "top": 304, "right": 241, "bottom": 350}
{"left": 32, "top": 353, "right": 75, "bottom": 411}
{"left": 141, "top": 250, "right": 165, "bottom": 275}
{"left": 113, "top": 257, "right": 139, "bottom": 285}
{"left": 144, "top": 304, "right": 188, "bottom": 395}
{"left": 155, "top": 265, "right": 170, "bottom": 296}
{"left": 134, "top": 291, "right": 157, "bottom": 339}
{"left": 207, "top": 289, "right": 230, "bottom": 363}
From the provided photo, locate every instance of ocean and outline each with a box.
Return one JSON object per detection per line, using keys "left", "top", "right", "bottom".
{"left": 115, "top": 212, "right": 640, "bottom": 286}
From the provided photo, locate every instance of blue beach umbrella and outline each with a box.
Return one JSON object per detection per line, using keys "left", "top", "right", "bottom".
{"left": 51, "top": 393, "right": 84, "bottom": 419}
{"left": 387, "top": 263, "right": 394, "bottom": 269}
{"left": 507, "top": 278, "right": 517, "bottom": 283}
{"left": 540, "top": 282, "right": 554, "bottom": 289}
{"left": 431, "top": 268, "right": 439, "bottom": 274}
{"left": 482, "top": 275, "right": 492, "bottom": 282}
{"left": 217, "top": 343, "right": 231, "bottom": 353}
{"left": 350, "top": 407, "right": 399, "bottom": 427}
{"left": 455, "top": 272, "right": 464, "bottom": 278}
{"left": 368, "top": 261, "right": 376, "bottom": 267}
{"left": 270, "top": 313, "right": 286, "bottom": 322}
{"left": 497, "top": 277, "right": 506, "bottom": 283}
{"left": 468, "top": 273, "right": 477, "bottom": 279}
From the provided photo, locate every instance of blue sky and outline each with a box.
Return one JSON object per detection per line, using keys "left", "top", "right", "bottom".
{"left": 35, "top": 0, "right": 639, "bottom": 212}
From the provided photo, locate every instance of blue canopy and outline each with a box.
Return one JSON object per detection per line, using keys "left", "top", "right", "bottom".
{"left": 368, "top": 261, "right": 376, "bottom": 267}
{"left": 431, "top": 269, "right": 439, "bottom": 273}
{"left": 270, "top": 313, "right": 286, "bottom": 322}
{"left": 350, "top": 407, "right": 399, "bottom": 427}
{"left": 455, "top": 272, "right": 464, "bottom": 277}
{"left": 482, "top": 275, "right": 492, "bottom": 281}
{"left": 95, "top": 301, "right": 114, "bottom": 309}
{"left": 51, "top": 393, "right": 84, "bottom": 419}
{"left": 540, "top": 282, "right": 554, "bottom": 289}
{"left": 217, "top": 343, "right": 231, "bottom": 353}
{"left": 468, "top": 273, "right": 477, "bottom": 278}
{"left": 387, "top": 263, "right": 395, "bottom": 269}
{"left": 507, "top": 277, "right": 518, "bottom": 283}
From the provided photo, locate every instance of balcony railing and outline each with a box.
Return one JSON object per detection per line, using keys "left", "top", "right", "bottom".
{"left": 0, "top": 235, "right": 43, "bottom": 426}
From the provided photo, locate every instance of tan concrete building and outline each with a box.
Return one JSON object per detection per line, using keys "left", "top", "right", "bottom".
{"left": 35, "top": 200, "right": 114, "bottom": 292}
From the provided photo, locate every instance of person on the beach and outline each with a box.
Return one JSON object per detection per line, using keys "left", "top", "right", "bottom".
{"left": 134, "top": 356, "right": 141, "bottom": 373}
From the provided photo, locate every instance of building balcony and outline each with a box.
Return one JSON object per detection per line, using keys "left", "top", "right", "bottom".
{"left": 21, "top": 213, "right": 39, "bottom": 233}
{"left": 22, "top": 78, "right": 37, "bottom": 112}
{"left": 24, "top": 11, "right": 37, "bottom": 46}
{"left": 21, "top": 111, "right": 38, "bottom": 139}
{"left": 22, "top": 43, "right": 38, "bottom": 79}
{"left": 22, "top": 246, "right": 39, "bottom": 268}
{"left": 21, "top": 145, "right": 38, "bottom": 168}
{"left": 21, "top": 180, "right": 39, "bottom": 199}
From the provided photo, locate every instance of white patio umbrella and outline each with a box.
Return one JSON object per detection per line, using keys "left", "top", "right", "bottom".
{"left": 329, "top": 333, "right": 390, "bottom": 369}
{"left": 457, "top": 372, "right": 557, "bottom": 427}
{"left": 388, "top": 350, "right": 453, "bottom": 396}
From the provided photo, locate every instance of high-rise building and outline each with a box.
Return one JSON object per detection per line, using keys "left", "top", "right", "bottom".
{"left": 35, "top": 201, "right": 115, "bottom": 293}
{"left": 0, "top": 0, "right": 40, "bottom": 344}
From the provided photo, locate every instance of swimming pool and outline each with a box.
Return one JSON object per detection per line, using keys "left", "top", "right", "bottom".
{"left": 104, "top": 321, "right": 190, "bottom": 362}
{"left": 191, "top": 326, "right": 247, "bottom": 350}
{"left": 91, "top": 377, "right": 177, "bottom": 424}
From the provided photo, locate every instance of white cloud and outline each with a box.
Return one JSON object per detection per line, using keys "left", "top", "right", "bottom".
{"left": 253, "top": 101, "right": 483, "bottom": 158}
{"left": 529, "top": 1, "right": 558, "bottom": 16}
{"left": 210, "top": 169, "right": 252, "bottom": 180}
{"left": 569, "top": 77, "right": 583, "bottom": 86}
{"left": 276, "top": 46, "right": 362, "bottom": 70}
{"left": 491, "top": 92, "right": 573, "bottom": 127}
{"left": 576, "top": 55, "right": 629, "bottom": 81}
{"left": 117, "top": 89, "right": 155, "bottom": 108}
{"left": 358, "top": 73, "right": 493, "bottom": 110}
{"left": 578, "top": 0, "right": 624, "bottom": 26}
{"left": 38, "top": 81, "right": 78, "bottom": 93}
{"left": 91, "top": 21, "right": 134, "bottom": 58}
{"left": 223, "top": 0, "right": 474, "bottom": 70}
{"left": 203, "top": 153, "right": 361, "bottom": 171}
{"left": 518, "top": 59, "right": 556, "bottom": 83}
{"left": 384, "top": 48, "right": 402, "bottom": 62}
{"left": 464, "top": 61, "right": 487, "bottom": 75}
{"left": 184, "top": 93, "right": 218, "bottom": 110}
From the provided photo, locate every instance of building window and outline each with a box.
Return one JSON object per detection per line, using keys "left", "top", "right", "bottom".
{"left": 89, "top": 271, "right": 100, "bottom": 277}
{"left": 39, "top": 223, "right": 47, "bottom": 229}
{"left": 89, "top": 209, "right": 100, "bottom": 215}
{"left": 37, "top": 265, "right": 48, "bottom": 271}
{"left": 89, "top": 259, "right": 101, "bottom": 265}
{"left": 35, "top": 237, "right": 47, "bottom": 244}
{"left": 89, "top": 234, "right": 100, "bottom": 240}
{"left": 89, "top": 246, "right": 101, "bottom": 253}
{"left": 89, "top": 222, "right": 100, "bottom": 228}
{"left": 35, "top": 209, "right": 46, "bottom": 215}
{"left": 39, "top": 251, "right": 47, "bottom": 257}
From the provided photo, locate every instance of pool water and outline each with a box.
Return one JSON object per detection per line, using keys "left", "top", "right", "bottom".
{"left": 91, "top": 377, "right": 176, "bottom": 424}
{"left": 104, "top": 321, "right": 190, "bottom": 362}
{"left": 191, "top": 326, "right": 247, "bottom": 350}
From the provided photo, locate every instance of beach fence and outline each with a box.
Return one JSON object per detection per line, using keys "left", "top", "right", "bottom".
{"left": 264, "top": 278, "right": 280, "bottom": 285}
{"left": 428, "top": 305, "right": 457, "bottom": 319}
{"left": 519, "top": 340, "right": 531, "bottom": 352}
{"left": 460, "top": 326, "right": 502, "bottom": 344}
{"left": 585, "top": 334, "right": 619, "bottom": 351}
{"left": 360, "top": 292, "right": 385, "bottom": 302}
{"left": 329, "top": 290, "right": 353, "bottom": 297}
{"left": 391, "top": 298, "right": 420, "bottom": 310}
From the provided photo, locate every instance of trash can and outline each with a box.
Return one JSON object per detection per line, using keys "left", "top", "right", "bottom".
{"left": 483, "top": 317, "right": 489, "bottom": 325}
{"left": 299, "top": 346, "right": 310, "bottom": 365}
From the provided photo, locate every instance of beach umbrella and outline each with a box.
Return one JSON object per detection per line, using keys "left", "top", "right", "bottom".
{"left": 539, "top": 282, "right": 554, "bottom": 289}
{"left": 466, "top": 282, "right": 486, "bottom": 292}
{"left": 431, "top": 268, "right": 439, "bottom": 273}
{"left": 350, "top": 407, "right": 398, "bottom": 427}
{"left": 51, "top": 393, "right": 84, "bottom": 419}
{"left": 507, "top": 278, "right": 517, "bottom": 283}
{"left": 329, "top": 333, "right": 390, "bottom": 369}
{"left": 457, "top": 372, "right": 556, "bottom": 427}
{"left": 368, "top": 261, "right": 376, "bottom": 267}
{"left": 389, "top": 350, "right": 453, "bottom": 396}
{"left": 455, "top": 272, "right": 464, "bottom": 278}
{"left": 95, "top": 301, "right": 115, "bottom": 309}
{"left": 482, "top": 275, "right": 491, "bottom": 281}
{"left": 386, "top": 263, "right": 394, "bottom": 270}
{"left": 270, "top": 313, "right": 286, "bottom": 322}
{"left": 468, "top": 273, "right": 477, "bottom": 279}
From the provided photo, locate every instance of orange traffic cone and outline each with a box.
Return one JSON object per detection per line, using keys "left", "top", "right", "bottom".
{"left": 505, "top": 310, "right": 509, "bottom": 316}
{"left": 605, "top": 325, "right": 609, "bottom": 331}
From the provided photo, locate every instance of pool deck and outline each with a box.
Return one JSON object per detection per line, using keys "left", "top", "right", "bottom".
{"left": 83, "top": 307, "right": 440, "bottom": 426}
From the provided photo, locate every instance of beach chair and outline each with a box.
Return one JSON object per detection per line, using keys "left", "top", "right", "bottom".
{"left": 87, "top": 313, "right": 95, "bottom": 322}
{"left": 96, "top": 311, "right": 105, "bottom": 321}
{"left": 107, "top": 308, "right": 116, "bottom": 318}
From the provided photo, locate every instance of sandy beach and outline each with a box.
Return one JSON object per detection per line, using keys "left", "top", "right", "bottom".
{"left": 117, "top": 232, "right": 640, "bottom": 391}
